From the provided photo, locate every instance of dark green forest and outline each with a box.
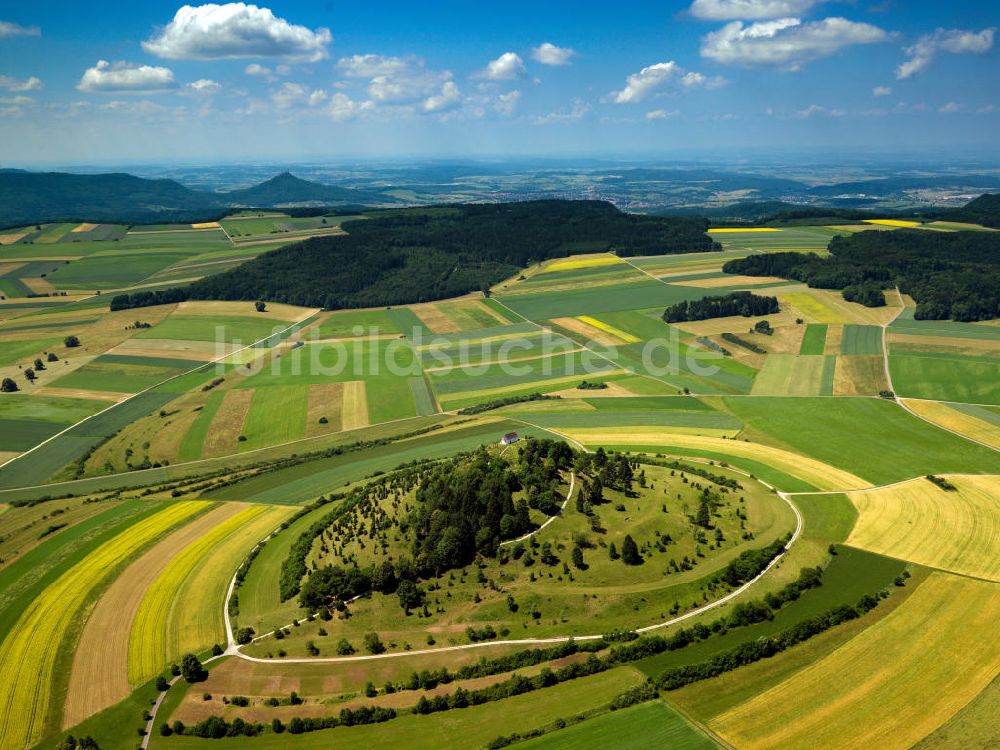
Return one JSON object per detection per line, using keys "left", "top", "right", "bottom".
{"left": 663, "top": 291, "right": 780, "bottom": 323}
{"left": 109, "top": 201, "right": 717, "bottom": 311}
{"left": 722, "top": 229, "right": 1000, "bottom": 321}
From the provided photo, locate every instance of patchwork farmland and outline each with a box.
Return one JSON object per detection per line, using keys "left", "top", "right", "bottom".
{"left": 0, "top": 207, "right": 997, "bottom": 750}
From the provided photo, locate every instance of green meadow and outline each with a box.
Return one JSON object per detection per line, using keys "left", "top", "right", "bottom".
{"left": 724, "top": 396, "right": 1000, "bottom": 483}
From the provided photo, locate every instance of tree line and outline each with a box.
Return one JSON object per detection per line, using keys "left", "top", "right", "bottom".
{"left": 109, "top": 201, "right": 718, "bottom": 312}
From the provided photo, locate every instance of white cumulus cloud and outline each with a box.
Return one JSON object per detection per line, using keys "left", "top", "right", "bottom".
{"left": 701, "top": 17, "right": 889, "bottom": 69}
{"left": 337, "top": 54, "right": 412, "bottom": 78}
{"left": 938, "top": 101, "right": 962, "bottom": 113}
{"left": 896, "top": 27, "right": 995, "bottom": 80}
{"left": 188, "top": 78, "right": 221, "bottom": 94}
{"left": 796, "top": 103, "right": 846, "bottom": 118}
{"left": 612, "top": 61, "right": 723, "bottom": 104}
{"left": 423, "top": 81, "right": 461, "bottom": 113}
{"left": 327, "top": 92, "right": 373, "bottom": 121}
{"left": 495, "top": 90, "right": 522, "bottom": 116}
{"left": 689, "top": 0, "right": 821, "bottom": 20}
{"left": 532, "top": 98, "right": 589, "bottom": 124}
{"left": 0, "top": 75, "right": 43, "bottom": 92}
{"left": 77, "top": 60, "right": 177, "bottom": 94}
{"left": 0, "top": 20, "right": 40, "bottom": 38}
{"left": 481, "top": 52, "right": 527, "bottom": 80}
{"left": 873, "top": 85, "right": 892, "bottom": 97}
{"left": 143, "top": 3, "right": 332, "bottom": 61}
{"left": 531, "top": 43, "right": 576, "bottom": 66}
{"left": 646, "top": 109, "right": 678, "bottom": 120}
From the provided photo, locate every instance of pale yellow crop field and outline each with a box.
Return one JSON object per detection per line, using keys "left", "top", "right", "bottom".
{"left": 845, "top": 475, "right": 1000, "bottom": 581}
{"left": 554, "top": 427, "right": 870, "bottom": 491}
{"left": 711, "top": 572, "right": 1000, "bottom": 750}
{"left": 901, "top": 400, "right": 1000, "bottom": 450}
{"left": 62, "top": 502, "right": 244, "bottom": 727}
{"left": 576, "top": 315, "right": 639, "bottom": 343}
{"left": 0, "top": 501, "right": 205, "bottom": 750}
{"left": 127, "top": 504, "right": 268, "bottom": 686}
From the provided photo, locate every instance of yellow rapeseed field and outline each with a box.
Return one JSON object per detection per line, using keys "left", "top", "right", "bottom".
{"left": 127, "top": 504, "right": 268, "bottom": 686}
{"left": 707, "top": 228, "right": 783, "bottom": 234}
{"left": 575, "top": 315, "right": 640, "bottom": 343}
{"left": 544, "top": 255, "right": 621, "bottom": 272}
{"left": 862, "top": 219, "right": 922, "bottom": 228}
{"left": 0, "top": 501, "right": 205, "bottom": 750}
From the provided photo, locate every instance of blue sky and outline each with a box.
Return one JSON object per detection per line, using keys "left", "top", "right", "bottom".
{"left": 0, "top": 1, "right": 997, "bottom": 165}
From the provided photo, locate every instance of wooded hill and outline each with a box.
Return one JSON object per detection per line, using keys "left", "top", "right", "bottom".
{"left": 723, "top": 229, "right": 1000, "bottom": 321}
{"left": 110, "top": 200, "right": 718, "bottom": 311}
{"left": 0, "top": 170, "right": 394, "bottom": 227}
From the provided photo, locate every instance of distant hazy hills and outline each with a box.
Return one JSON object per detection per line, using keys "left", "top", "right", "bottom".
{"left": 0, "top": 170, "right": 397, "bottom": 227}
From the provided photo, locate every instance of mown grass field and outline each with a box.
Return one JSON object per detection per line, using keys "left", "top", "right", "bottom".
{"left": 845, "top": 474, "right": 1000, "bottom": 581}
{"left": 901, "top": 399, "right": 1000, "bottom": 450}
{"left": 709, "top": 572, "right": 1000, "bottom": 750}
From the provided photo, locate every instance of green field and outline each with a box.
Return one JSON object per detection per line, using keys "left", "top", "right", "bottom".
{"left": 0, "top": 337, "right": 62, "bottom": 366}
{"left": 724, "top": 397, "right": 1000, "bottom": 483}
{"left": 840, "top": 325, "right": 883, "bottom": 355}
{"left": 239, "top": 384, "right": 310, "bottom": 450}
{"left": 136, "top": 315, "right": 287, "bottom": 344}
{"left": 889, "top": 351, "right": 1000, "bottom": 405}
{"left": 316, "top": 309, "right": 401, "bottom": 338}
{"left": 158, "top": 669, "right": 645, "bottom": 750}
{"left": 517, "top": 701, "right": 718, "bottom": 750}
{"left": 799, "top": 324, "right": 828, "bottom": 355}
{"left": 636, "top": 546, "right": 905, "bottom": 676}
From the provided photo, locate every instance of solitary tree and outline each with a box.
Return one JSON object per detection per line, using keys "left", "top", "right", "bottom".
{"left": 363, "top": 632, "right": 385, "bottom": 654}
{"left": 621, "top": 535, "right": 642, "bottom": 566}
{"left": 696, "top": 498, "right": 712, "bottom": 529}
{"left": 33, "top": 358, "right": 45, "bottom": 371}
{"left": 572, "top": 545, "right": 586, "bottom": 570}
{"left": 47, "top": 352, "right": 58, "bottom": 362}
{"left": 1, "top": 377, "right": 17, "bottom": 393}
{"left": 255, "top": 301, "right": 267, "bottom": 313}
{"left": 180, "top": 653, "right": 206, "bottom": 683}
{"left": 64, "top": 335, "right": 80, "bottom": 348}
{"left": 24, "top": 368, "right": 36, "bottom": 382}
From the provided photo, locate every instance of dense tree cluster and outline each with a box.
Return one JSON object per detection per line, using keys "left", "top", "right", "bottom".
{"left": 723, "top": 229, "right": 1000, "bottom": 321}
{"left": 663, "top": 291, "right": 780, "bottom": 323}
{"left": 721, "top": 536, "right": 788, "bottom": 586}
{"left": 298, "top": 439, "right": 574, "bottom": 611}
{"left": 109, "top": 201, "right": 717, "bottom": 311}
